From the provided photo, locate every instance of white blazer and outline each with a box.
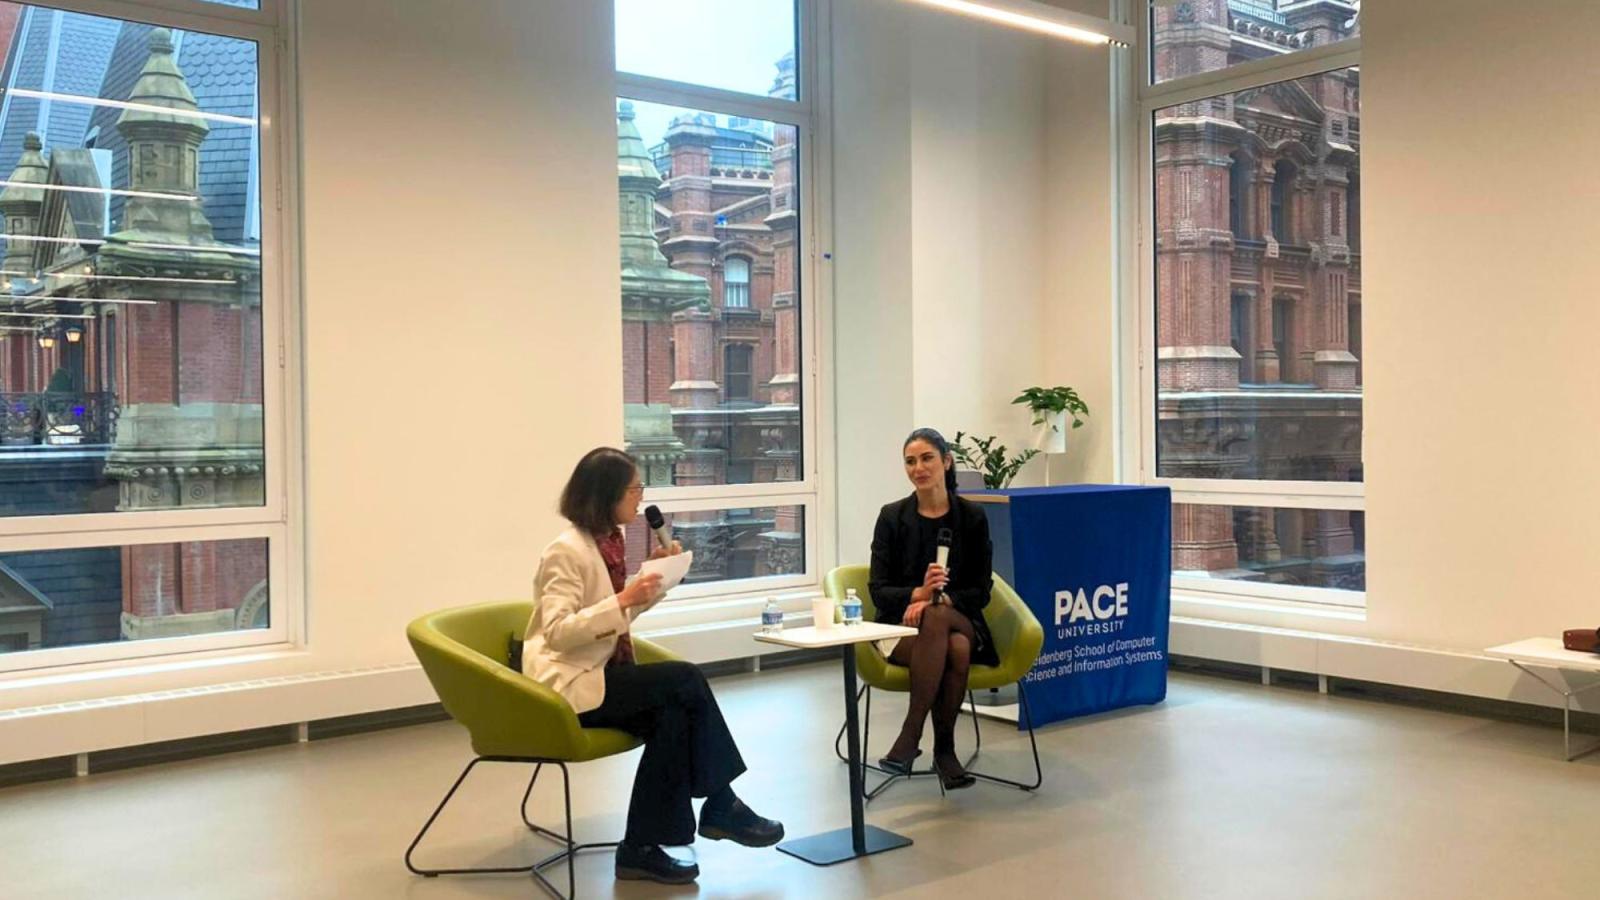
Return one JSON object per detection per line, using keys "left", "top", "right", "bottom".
{"left": 521, "top": 526, "right": 642, "bottom": 714}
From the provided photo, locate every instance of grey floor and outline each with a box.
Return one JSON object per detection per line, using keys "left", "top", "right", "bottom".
{"left": 3, "top": 663, "right": 1598, "bottom": 900}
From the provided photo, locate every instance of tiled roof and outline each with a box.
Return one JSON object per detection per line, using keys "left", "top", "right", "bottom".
{"left": 0, "top": 9, "right": 120, "bottom": 177}
{"left": 46, "top": 148, "right": 106, "bottom": 244}
{"left": 89, "top": 24, "right": 257, "bottom": 243}
{"left": 0, "top": 9, "right": 120, "bottom": 262}
{"left": 43, "top": 12, "right": 119, "bottom": 152}
{"left": 0, "top": 17, "right": 259, "bottom": 247}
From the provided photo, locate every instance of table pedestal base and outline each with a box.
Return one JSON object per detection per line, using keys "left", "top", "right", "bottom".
{"left": 775, "top": 825, "right": 912, "bottom": 866}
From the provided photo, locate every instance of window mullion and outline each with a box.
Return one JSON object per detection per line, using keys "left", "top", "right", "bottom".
{"left": 616, "top": 72, "right": 810, "bottom": 127}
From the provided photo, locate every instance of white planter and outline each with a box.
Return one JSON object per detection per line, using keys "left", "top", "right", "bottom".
{"left": 1031, "top": 410, "right": 1068, "bottom": 455}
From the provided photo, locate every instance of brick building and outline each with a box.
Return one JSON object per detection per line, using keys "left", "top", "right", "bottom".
{"left": 0, "top": 9, "right": 265, "bottom": 652}
{"left": 1154, "top": 0, "right": 1364, "bottom": 589}
{"left": 617, "top": 54, "right": 803, "bottom": 583}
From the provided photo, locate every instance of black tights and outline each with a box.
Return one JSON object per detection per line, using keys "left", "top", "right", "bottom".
{"left": 886, "top": 604, "right": 975, "bottom": 767}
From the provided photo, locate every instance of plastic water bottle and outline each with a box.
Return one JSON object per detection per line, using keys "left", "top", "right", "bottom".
{"left": 843, "top": 588, "right": 863, "bottom": 626}
{"left": 761, "top": 597, "right": 784, "bottom": 635}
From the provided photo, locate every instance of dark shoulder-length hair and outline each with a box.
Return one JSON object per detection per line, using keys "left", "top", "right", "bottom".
{"left": 559, "top": 447, "right": 638, "bottom": 537}
{"left": 903, "top": 427, "right": 958, "bottom": 494}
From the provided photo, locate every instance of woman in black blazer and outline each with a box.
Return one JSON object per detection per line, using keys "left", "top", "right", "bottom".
{"left": 869, "top": 428, "right": 995, "bottom": 789}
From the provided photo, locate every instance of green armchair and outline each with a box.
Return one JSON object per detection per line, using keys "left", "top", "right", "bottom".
{"left": 404, "top": 599, "right": 679, "bottom": 899}
{"left": 824, "top": 565, "right": 1044, "bottom": 799}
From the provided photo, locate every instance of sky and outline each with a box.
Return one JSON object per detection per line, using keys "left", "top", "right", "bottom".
{"left": 613, "top": 0, "right": 796, "bottom": 148}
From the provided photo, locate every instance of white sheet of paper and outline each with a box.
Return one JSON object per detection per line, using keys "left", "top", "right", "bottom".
{"left": 638, "top": 550, "right": 694, "bottom": 598}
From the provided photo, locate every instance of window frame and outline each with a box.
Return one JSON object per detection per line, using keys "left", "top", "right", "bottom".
{"left": 1124, "top": 1, "right": 1365, "bottom": 610}
{"left": 0, "top": 0, "right": 300, "bottom": 673}
{"left": 614, "top": 0, "right": 833, "bottom": 604}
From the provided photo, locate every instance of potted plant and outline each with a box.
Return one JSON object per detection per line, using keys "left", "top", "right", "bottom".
{"left": 952, "top": 432, "right": 1039, "bottom": 490}
{"left": 1012, "top": 385, "right": 1089, "bottom": 454}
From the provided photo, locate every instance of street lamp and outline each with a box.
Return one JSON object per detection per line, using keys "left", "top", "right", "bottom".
{"left": 36, "top": 329, "right": 56, "bottom": 350}
{"left": 63, "top": 323, "right": 83, "bottom": 343}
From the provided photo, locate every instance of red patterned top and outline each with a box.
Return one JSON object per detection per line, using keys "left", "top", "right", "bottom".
{"left": 597, "top": 531, "right": 635, "bottom": 666}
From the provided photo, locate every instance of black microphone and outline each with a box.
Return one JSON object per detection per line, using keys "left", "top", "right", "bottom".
{"left": 934, "top": 527, "right": 953, "bottom": 604}
{"left": 644, "top": 504, "right": 672, "bottom": 552}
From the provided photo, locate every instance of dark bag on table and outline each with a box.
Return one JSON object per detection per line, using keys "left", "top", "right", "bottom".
{"left": 1562, "top": 629, "right": 1600, "bottom": 653}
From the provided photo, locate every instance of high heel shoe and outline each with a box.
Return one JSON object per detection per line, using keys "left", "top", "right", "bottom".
{"left": 934, "top": 753, "right": 975, "bottom": 790}
{"left": 877, "top": 749, "right": 921, "bottom": 775}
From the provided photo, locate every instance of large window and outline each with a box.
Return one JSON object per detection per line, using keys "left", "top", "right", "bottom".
{"left": 0, "top": 0, "right": 291, "bottom": 668}
{"left": 615, "top": 0, "right": 818, "bottom": 596}
{"left": 1139, "top": 1, "right": 1363, "bottom": 607}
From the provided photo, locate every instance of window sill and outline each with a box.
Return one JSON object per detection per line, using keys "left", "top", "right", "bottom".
{"left": 0, "top": 644, "right": 306, "bottom": 694}
{"left": 1172, "top": 589, "right": 1366, "bottom": 623}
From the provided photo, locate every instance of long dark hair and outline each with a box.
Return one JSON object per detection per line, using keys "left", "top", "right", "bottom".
{"left": 903, "top": 427, "right": 957, "bottom": 494}
{"left": 559, "top": 447, "right": 638, "bottom": 536}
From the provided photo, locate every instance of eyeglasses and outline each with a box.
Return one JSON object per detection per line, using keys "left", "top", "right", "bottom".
{"left": 625, "top": 483, "right": 645, "bottom": 495}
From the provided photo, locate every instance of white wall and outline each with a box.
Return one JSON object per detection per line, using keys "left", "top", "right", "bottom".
{"left": 832, "top": 0, "right": 1118, "bottom": 563}
{"left": 1043, "top": 32, "right": 1116, "bottom": 486}
{"left": 295, "top": 0, "right": 622, "bottom": 669}
{"left": 1359, "top": 0, "right": 1600, "bottom": 651}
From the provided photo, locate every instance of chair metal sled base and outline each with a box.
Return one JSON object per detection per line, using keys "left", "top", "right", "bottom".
{"left": 835, "top": 682, "right": 1044, "bottom": 801}
{"left": 405, "top": 756, "right": 617, "bottom": 900}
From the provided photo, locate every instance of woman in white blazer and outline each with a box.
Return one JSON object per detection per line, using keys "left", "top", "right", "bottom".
{"left": 522, "top": 447, "right": 782, "bottom": 886}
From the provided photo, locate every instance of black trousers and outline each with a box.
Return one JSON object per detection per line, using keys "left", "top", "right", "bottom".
{"left": 577, "top": 660, "right": 747, "bottom": 846}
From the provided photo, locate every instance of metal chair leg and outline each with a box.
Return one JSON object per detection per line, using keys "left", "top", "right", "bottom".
{"left": 530, "top": 763, "right": 577, "bottom": 900}
{"left": 850, "top": 680, "right": 1045, "bottom": 801}
{"left": 406, "top": 757, "right": 538, "bottom": 878}
{"left": 969, "top": 690, "right": 983, "bottom": 755}
{"left": 965, "top": 681, "right": 1044, "bottom": 792}
{"left": 407, "top": 757, "right": 622, "bottom": 900}
{"left": 959, "top": 691, "right": 983, "bottom": 772}
{"left": 520, "top": 764, "right": 544, "bottom": 832}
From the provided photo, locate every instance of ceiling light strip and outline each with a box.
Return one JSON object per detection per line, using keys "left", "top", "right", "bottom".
{"left": 1, "top": 88, "right": 256, "bottom": 127}
{"left": 904, "top": 0, "right": 1132, "bottom": 47}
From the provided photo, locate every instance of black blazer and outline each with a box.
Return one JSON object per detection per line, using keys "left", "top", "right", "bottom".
{"left": 869, "top": 493, "right": 999, "bottom": 667}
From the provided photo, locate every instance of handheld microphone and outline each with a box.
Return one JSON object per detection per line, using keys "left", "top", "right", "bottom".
{"left": 644, "top": 504, "right": 672, "bottom": 552}
{"left": 934, "top": 527, "right": 953, "bottom": 604}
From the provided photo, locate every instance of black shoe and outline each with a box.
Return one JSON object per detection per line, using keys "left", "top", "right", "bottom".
{"left": 698, "top": 798, "right": 785, "bottom": 848}
{"left": 934, "top": 753, "right": 975, "bottom": 791}
{"left": 877, "top": 749, "right": 921, "bottom": 775}
{"left": 615, "top": 842, "right": 699, "bottom": 885}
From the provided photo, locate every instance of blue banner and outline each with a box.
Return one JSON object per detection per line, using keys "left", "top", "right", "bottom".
{"left": 979, "top": 485, "right": 1172, "bottom": 727}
